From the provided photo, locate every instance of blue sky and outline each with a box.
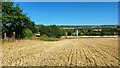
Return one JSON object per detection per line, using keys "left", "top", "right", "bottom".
{"left": 14, "top": 2, "right": 118, "bottom": 25}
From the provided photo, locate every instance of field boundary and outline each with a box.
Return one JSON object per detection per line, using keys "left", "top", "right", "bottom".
{"left": 62, "top": 36, "right": 118, "bottom": 38}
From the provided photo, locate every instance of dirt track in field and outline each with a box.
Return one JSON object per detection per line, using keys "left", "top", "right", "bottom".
{"left": 2, "top": 38, "right": 119, "bottom": 66}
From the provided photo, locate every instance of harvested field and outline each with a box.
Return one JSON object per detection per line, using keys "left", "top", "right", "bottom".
{"left": 2, "top": 38, "right": 119, "bottom": 66}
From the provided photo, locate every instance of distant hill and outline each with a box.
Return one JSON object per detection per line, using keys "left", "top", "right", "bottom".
{"left": 57, "top": 25, "right": 118, "bottom": 29}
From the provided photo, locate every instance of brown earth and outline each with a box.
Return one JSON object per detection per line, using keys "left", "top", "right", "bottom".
{"left": 2, "top": 38, "right": 119, "bottom": 66}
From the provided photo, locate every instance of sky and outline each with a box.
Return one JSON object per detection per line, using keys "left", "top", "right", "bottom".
{"left": 14, "top": 2, "right": 118, "bottom": 25}
{"left": 10, "top": 0, "right": 120, "bottom": 2}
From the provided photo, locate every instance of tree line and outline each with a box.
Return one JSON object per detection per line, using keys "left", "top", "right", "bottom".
{"left": 2, "top": 2, "right": 65, "bottom": 39}
{"left": 2, "top": 2, "right": 119, "bottom": 40}
{"left": 62, "top": 26, "right": 119, "bottom": 36}
{"left": 36, "top": 25, "right": 65, "bottom": 38}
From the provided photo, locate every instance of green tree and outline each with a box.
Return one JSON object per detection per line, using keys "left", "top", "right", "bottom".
{"left": 2, "top": 2, "right": 36, "bottom": 39}
{"left": 38, "top": 25, "right": 65, "bottom": 38}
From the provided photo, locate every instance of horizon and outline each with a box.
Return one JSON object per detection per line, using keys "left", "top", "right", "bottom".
{"left": 35, "top": 24, "right": 118, "bottom": 26}
{"left": 14, "top": 2, "right": 118, "bottom": 25}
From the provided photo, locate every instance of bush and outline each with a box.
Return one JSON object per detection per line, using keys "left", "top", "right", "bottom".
{"left": 22, "top": 28, "right": 33, "bottom": 39}
{"left": 39, "top": 34, "right": 60, "bottom": 41}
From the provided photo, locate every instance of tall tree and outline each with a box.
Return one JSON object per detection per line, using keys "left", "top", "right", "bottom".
{"left": 2, "top": 2, "right": 36, "bottom": 39}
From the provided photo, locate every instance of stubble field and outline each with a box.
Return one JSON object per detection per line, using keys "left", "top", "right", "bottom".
{"left": 2, "top": 38, "right": 119, "bottom": 66}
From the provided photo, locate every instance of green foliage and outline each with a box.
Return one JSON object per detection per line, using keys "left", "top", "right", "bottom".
{"left": 64, "top": 29, "right": 74, "bottom": 36}
{"left": 38, "top": 25, "right": 65, "bottom": 38}
{"left": 39, "top": 34, "right": 60, "bottom": 41}
{"left": 63, "top": 25, "right": 119, "bottom": 36}
{"left": 78, "top": 32, "right": 83, "bottom": 36}
{"left": 22, "top": 28, "right": 33, "bottom": 39}
{"left": 2, "top": 2, "right": 37, "bottom": 39}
